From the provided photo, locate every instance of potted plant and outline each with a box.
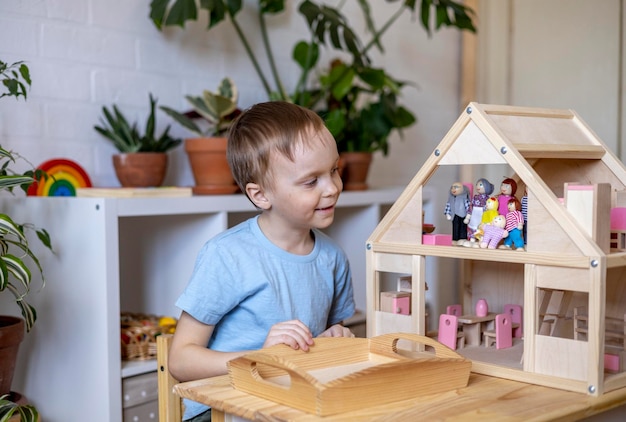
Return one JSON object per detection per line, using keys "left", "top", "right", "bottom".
{"left": 160, "top": 77, "right": 240, "bottom": 195}
{"left": 94, "top": 93, "right": 182, "bottom": 188}
{"left": 149, "top": 1, "right": 475, "bottom": 188}
{"left": 313, "top": 58, "right": 417, "bottom": 190}
{"left": 1, "top": 59, "right": 52, "bottom": 422}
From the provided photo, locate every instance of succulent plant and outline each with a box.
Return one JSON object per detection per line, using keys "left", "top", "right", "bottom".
{"left": 160, "top": 78, "right": 239, "bottom": 137}
{"left": 94, "top": 93, "right": 182, "bottom": 153}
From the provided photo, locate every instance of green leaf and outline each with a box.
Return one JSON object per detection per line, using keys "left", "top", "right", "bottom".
{"left": 358, "top": 67, "right": 386, "bottom": 90}
{"left": 36, "top": 228, "right": 53, "bottom": 251}
{"left": 293, "top": 41, "right": 319, "bottom": 71}
{"left": 2, "top": 254, "right": 31, "bottom": 294}
{"left": 327, "top": 65, "right": 355, "bottom": 100}
{"left": 259, "top": 0, "right": 284, "bottom": 14}
{"left": 0, "top": 175, "right": 34, "bottom": 190}
{"left": 160, "top": 106, "right": 203, "bottom": 135}
{"left": 0, "top": 393, "right": 39, "bottom": 422}
{"left": 323, "top": 109, "right": 346, "bottom": 138}
{"left": 0, "top": 214, "right": 27, "bottom": 244}
{"left": 165, "top": 0, "right": 198, "bottom": 27}
{"left": 149, "top": 0, "right": 170, "bottom": 29}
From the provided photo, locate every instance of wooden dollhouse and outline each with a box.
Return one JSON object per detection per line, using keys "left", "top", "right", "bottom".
{"left": 366, "top": 103, "right": 626, "bottom": 396}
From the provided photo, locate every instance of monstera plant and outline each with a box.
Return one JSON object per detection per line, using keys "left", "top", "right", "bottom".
{"left": 149, "top": 0, "right": 475, "bottom": 156}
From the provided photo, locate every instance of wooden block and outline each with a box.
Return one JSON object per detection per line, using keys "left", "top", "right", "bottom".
{"left": 422, "top": 234, "right": 452, "bottom": 246}
{"left": 380, "top": 291, "right": 411, "bottom": 315}
{"left": 564, "top": 183, "right": 611, "bottom": 253}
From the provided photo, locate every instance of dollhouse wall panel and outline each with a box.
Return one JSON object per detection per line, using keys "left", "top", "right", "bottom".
{"left": 533, "top": 336, "right": 588, "bottom": 382}
{"left": 379, "top": 191, "right": 423, "bottom": 245}
{"left": 374, "top": 311, "right": 413, "bottom": 336}
{"left": 374, "top": 253, "right": 413, "bottom": 274}
{"left": 439, "top": 121, "right": 506, "bottom": 165}
{"left": 486, "top": 113, "right": 594, "bottom": 147}
{"left": 533, "top": 159, "right": 626, "bottom": 199}
{"left": 526, "top": 190, "right": 583, "bottom": 255}
{"left": 464, "top": 261, "right": 524, "bottom": 314}
{"left": 605, "top": 267, "right": 626, "bottom": 320}
{"left": 535, "top": 266, "right": 590, "bottom": 293}
{"left": 564, "top": 183, "right": 611, "bottom": 253}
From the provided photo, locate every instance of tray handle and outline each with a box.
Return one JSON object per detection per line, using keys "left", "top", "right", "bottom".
{"left": 228, "top": 351, "right": 321, "bottom": 391}
{"left": 369, "top": 332, "right": 465, "bottom": 359}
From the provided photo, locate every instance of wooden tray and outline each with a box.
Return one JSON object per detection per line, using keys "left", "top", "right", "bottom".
{"left": 227, "top": 333, "right": 471, "bottom": 416}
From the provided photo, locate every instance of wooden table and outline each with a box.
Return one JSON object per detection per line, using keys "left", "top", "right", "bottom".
{"left": 175, "top": 373, "right": 626, "bottom": 421}
{"left": 458, "top": 312, "right": 497, "bottom": 346}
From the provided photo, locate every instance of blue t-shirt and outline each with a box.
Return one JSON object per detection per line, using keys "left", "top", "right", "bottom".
{"left": 176, "top": 215, "right": 355, "bottom": 419}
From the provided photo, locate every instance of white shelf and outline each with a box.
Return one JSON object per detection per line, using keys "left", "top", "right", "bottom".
{"left": 0, "top": 186, "right": 404, "bottom": 421}
{"left": 121, "top": 360, "right": 157, "bottom": 378}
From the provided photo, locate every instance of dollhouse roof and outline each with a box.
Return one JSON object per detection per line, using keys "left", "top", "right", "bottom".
{"left": 369, "top": 102, "right": 626, "bottom": 259}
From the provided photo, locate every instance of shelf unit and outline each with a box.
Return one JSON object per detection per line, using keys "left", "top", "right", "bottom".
{"left": 0, "top": 186, "right": 402, "bottom": 421}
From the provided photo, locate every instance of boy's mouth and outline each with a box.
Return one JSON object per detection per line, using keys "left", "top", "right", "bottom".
{"left": 316, "top": 204, "right": 335, "bottom": 212}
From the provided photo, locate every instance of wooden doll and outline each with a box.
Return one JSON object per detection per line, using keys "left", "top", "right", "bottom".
{"left": 464, "top": 178, "right": 494, "bottom": 242}
{"left": 444, "top": 182, "right": 470, "bottom": 244}
{"left": 497, "top": 178, "right": 518, "bottom": 216}
{"left": 480, "top": 215, "right": 508, "bottom": 249}
{"left": 503, "top": 197, "right": 525, "bottom": 250}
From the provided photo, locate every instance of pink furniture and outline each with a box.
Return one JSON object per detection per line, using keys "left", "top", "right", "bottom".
{"left": 422, "top": 234, "right": 452, "bottom": 246}
{"left": 504, "top": 304, "right": 523, "bottom": 338}
{"left": 438, "top": 314, "right": 465, "bottom": 350}
{"left": 611, "top": 207, "right": 626, "bottom": 230}
{"left": 446, "top": 304, "right": 462, "bottom": 316}
{"left": 380, "top": 291, "right": 411, "bottom": 315}
{"left": 483, "top": 314, "right": 513, "bottom": 349}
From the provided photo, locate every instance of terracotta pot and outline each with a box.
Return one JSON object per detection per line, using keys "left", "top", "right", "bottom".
{"left": 0, "top": 316, "right": 25, "bottom": 396}
{"left": 185, "top": 137, "right": 238, "bottom": 195}
{"left": 339, "top": 152, "right": 373, "bottom": 191}
{"left": 112, "top": 152, "right": 167, "bottom": 187}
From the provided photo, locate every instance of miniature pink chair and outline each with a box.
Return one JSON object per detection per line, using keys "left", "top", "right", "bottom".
{"left": 504, "top": 304, "right": 523, "bottom": 338}
{"left": 446, "top": 304, "right": 463, "bottom": 317}
{"left": 483, "top": 313, "right": 513, "bottom": 349}
{"left": 438, "top": 314, "right": 465, "bottom": 350}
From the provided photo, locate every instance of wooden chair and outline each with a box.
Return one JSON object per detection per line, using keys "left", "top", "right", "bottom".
{"left": 483, "top": 314, "right": 513, "bottom": 349}
{"left": 157, "top": 334, "right": 183, "bottom": 422}
{"left": 503, "top": 304, "right": 523, "bottom": 338}
{"left": 438, "top": 314, "right": 465, "bottom": 350}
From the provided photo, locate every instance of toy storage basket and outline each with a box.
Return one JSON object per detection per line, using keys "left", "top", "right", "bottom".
{"left": 120, "top": 313, "right": 176, "bottom": 361}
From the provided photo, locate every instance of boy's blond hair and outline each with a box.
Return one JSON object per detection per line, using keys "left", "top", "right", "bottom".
{"left": 227, "top": 101, "right": 327, "bottom": 193}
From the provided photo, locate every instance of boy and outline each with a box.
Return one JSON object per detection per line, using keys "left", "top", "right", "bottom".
{"left": 170, "top": 102, "right": 356, "bottom": 421}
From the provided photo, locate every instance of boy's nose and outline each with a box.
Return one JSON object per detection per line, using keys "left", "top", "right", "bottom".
{"left": 325, "top": 176, "right": 341, "bottom": 195}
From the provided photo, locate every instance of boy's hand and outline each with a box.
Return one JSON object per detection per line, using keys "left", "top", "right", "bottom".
{"left": 263, "top": 320, "right": 314, "bottom": 351}
{"left": 318, "top": 324, "right": 355, "bottom": 338}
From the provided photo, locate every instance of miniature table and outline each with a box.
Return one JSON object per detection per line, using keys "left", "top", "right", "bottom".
{"left": 175, "top": 373, "right": 626, "bottom": 421}
{"left": 457, "top": 312, "right": 497, "bottom": 346}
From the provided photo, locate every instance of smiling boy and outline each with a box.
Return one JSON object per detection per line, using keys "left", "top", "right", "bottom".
{"left": 170, "top": 101, "right": 356, "bottom": 421}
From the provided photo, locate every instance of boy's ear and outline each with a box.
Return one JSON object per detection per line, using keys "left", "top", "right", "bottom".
{"left": 246, "top": 182, "right": 271, "bottom": 210}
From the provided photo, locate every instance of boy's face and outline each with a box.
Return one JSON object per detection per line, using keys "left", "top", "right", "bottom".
{"left": 263, "top": 128, "right": 342, "bottom": 231}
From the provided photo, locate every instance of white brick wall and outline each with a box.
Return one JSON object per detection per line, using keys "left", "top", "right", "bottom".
{"left": 0, "top": 0, "right": 462, "bottom": 190}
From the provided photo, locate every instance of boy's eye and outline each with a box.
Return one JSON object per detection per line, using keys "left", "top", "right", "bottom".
{"left": 305, "top": 178, "right": 318, "bottom": 186}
